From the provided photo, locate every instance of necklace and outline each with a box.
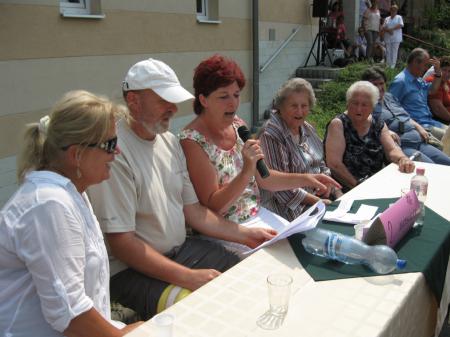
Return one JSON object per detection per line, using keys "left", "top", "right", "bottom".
{"left": 299, "top": 141, "right": 310, "bottom": 153}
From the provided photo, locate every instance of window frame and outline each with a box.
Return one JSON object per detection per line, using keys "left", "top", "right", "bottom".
{"left": 60, "top": 0, "right": 89, "bottom": 15}
{"left": 196, "top": 0, "right": 221, "bottom": 24}
{"left": 60, "top": 0, "right": 105, "bottom": 19}
{"left": 196, "top": 0, "right": 208, "bottom": 20}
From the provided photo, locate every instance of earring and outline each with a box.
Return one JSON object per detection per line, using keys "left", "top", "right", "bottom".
{"left": 75, "top": 150, "right": 82, "bottom": 179}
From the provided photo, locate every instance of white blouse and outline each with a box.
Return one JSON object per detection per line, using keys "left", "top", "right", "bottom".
{"left": 0, "top": 171, "right": 115, "bottom": 337}
{"left": 383, "top": 14, "right": 404, "bottom": 43}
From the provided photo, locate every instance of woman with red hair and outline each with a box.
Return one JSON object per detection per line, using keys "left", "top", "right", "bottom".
{"left": 179, "top": 55, "right": 339, "bottom": 232}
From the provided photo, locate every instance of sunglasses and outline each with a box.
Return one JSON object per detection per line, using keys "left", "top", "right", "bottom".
{"left": 87, "top": 136, "right": 118, "bottom": 154}
{"left": 61, "top": 136, "right": 118, "bottom": 154}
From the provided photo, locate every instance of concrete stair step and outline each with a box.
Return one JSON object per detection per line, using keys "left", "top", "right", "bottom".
{"left": 303, "top": 78, "right": 332, "bottom": 88}
{"left": 295, "top": 66, "right": 342, "bottom": 80}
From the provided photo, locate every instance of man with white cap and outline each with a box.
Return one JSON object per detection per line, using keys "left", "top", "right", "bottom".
{"left": 87, "top": 58, "right": 276, "bottom": 319}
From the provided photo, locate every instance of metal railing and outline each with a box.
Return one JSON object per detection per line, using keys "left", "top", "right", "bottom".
{"left": 403, "top": 33, "right": 450, "bottom": 54}
{"left": 259, "top": 25, "right": 301, "bottom": 73}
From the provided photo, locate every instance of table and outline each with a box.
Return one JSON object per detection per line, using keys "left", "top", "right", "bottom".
{"left": 125, "top": 162, "right": 450, "bottom": 337}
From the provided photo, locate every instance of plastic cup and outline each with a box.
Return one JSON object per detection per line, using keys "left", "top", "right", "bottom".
{"left": 152, "top": 313, "right": 174, "bottom": 337}
{"left": 354, "top": 219, "right": 372, "bottom": 240}
{"left": 354, "top": 223, "right": 365, "bottom": 240}
{"left": 267, "top": 273, "right": 292, "bottom": 316}
{"left": 257, "top": 273, "right": 293, "bottom": 330}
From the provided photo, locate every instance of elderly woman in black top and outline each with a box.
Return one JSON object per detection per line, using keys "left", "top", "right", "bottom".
{"left": 324, "top": 81, "right": 415, "bottom": 191}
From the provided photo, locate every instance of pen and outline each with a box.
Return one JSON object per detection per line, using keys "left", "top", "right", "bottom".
{"left": 409, "top": 151, "right": 421, "bottom": 161}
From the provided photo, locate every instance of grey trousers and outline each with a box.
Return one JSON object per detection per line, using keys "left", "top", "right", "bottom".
{"left": 110, "top": 237, "right": 240, "bottom": 320}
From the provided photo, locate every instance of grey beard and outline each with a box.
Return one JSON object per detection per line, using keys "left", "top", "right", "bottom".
{"left": 142, "top": 120, "right": 169, "bottom": 136}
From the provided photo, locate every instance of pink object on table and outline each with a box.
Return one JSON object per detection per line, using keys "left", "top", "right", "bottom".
{"left": 378, "top": 190, "right": 420, "bottom": 247}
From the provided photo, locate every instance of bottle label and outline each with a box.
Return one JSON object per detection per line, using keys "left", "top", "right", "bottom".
{"left": 324, "top": 233, "right": 342, "bottom": 260}
{"left": 410, "top": 181, "right": 428, "bottom": 196}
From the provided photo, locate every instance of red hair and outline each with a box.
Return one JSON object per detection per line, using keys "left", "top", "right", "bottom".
{"left": 193, "top": 54, "right": 246, "bottom": 114}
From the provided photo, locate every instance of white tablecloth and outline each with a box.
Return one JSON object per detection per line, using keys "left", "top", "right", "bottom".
{"left": 125, "top": 162, "right": 450, "bottom": 337}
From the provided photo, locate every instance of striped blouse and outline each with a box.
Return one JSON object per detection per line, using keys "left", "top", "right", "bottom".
{"left": 259, "top": 112, "right": 331, "bottom": 221}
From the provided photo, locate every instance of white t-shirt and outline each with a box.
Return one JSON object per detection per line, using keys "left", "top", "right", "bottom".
{"left": 364, "top": 8, "right": 381, "bottom": 31}
{"left": 88, "top": 119, "right": 198, "bottom": 276}
{"left": 383, "top": 14, "right": 404, "bottom": 43}
{"left": 0, "top": 171, "right": 115, "bottom": 337}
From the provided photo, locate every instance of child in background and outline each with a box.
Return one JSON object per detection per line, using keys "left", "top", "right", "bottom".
{"left": 373, "top": 35, "right": 386, "bottom": 63}
{"left": 354, "top": 26, "right": 367, "bottom": 60}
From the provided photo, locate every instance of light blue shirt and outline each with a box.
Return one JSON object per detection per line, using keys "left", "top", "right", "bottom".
{"left": 389, "top": 68, "right": 443, "bottom": 128}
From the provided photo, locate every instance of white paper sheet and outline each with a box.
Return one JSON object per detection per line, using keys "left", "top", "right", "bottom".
{"left": 242, "top": 201, "right": 326, "bottom": 255}
{"left": 323, "top": 199, "right": 378, "bottom": 225}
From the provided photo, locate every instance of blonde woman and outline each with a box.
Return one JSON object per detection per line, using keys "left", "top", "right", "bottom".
{"left": 0, "top": 91, "right": 141, "bottom": 337}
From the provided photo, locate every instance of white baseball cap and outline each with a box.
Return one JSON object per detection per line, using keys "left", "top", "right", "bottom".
{"left": 122, "top": 58, "right": 194, "bottom": 103}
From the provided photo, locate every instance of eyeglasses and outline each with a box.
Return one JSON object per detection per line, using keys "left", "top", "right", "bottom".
{"left": 61, "top": 136, "right": 118, "bottom": 154}
{"left": 87, "top": 136, "right": 118, "bottom": 154}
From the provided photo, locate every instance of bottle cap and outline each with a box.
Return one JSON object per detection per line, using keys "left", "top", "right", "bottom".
{"left": 416, "top": 168, "right": 425, "bottom": 175}
{"left": 396, "top": 259, "right": 407, "bottom": 269}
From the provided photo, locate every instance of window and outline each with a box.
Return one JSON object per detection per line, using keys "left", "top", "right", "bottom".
{"left": 196, "top": 0, "right": 208, "bottom": 20}
{"left": 60, "top": 0, "right": 105, "bottom": 19}
{"left": 196, "top": 0, "right": 220, "bottom": 24}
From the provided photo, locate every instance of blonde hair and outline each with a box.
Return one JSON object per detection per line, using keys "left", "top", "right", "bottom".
{"left": 346, "top": 81, "right": 379, "bottom": 108}
{"left": 272, "top": 78, "right": 316, "bottom": 111}
{"left": 17, "top": 90, "right": 118, "bottom": 183}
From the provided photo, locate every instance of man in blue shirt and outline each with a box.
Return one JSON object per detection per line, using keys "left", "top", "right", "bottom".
{"left": 363, "top": 66, "right": 450, "bottom": 165}
{"left": 389, "top": 48, "right": 448, "bottom": 139}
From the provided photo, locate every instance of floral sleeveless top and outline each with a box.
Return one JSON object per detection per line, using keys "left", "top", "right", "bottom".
{"left": 179, "top": 123, "right": 260, "bottom": 223}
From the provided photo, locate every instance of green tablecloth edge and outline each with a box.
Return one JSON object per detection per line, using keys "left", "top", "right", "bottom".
{"left": 288, "top": 198, "right": 450, "bottom": 304}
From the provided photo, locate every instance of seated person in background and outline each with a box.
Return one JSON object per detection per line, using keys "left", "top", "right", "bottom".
{"left": 362, "top": 66, "right": 450, "bottom": 165}
{"left": 373, "top": 34, "right": 386, "bottom": 63}
{"left": 87, "top": 58, "right": 277, "bottom": 320}
{"left": 444, "top": 129, "right": 450, "bottom": 156}
{"left": 389, "top": 48, "right": 448, "bottom": 139}
{"left": 179, "top": 55, "right": 339, "bottom": 224}
{"left": 425, "top": 56, "right": 450, "bottom": 124}
{"left": 354, "top": 26, "right": 367, "bottom": 60}
{"left": 0, "top": 91, "right": 142, "bottom": 337}
{"left": 258, "top": 78, "right": 342, "bottom": 222}
{"left": 335, "top": 15, "right": 353, "bottom": 58}
{"left": 324, "top": 81, "right": 415, "bottom": 191}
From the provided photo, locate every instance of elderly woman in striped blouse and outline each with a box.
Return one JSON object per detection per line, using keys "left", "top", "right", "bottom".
{"left": 259, "top": 78, "right": 341, "bottom": 221}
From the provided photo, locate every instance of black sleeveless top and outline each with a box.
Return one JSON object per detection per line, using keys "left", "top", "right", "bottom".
{"left": 324, "top": 113, "right": 385, "bottom": 181}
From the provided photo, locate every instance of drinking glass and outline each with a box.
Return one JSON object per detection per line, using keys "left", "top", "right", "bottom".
{"left": 256, "top": 273, "right": 293, "bottom": 330}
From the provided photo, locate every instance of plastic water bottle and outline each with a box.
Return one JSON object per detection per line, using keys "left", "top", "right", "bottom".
{"left": 302, "top": 228, "right": 407, "bottom": 274}
{"left": 410, "top": 168, "right": 428, "bottom": 226}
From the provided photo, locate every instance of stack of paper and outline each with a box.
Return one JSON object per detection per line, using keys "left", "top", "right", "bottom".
{"left": 323, "top": 199, "right": 378, "bottom": 225}
{"left": 243, "top": 201, "right": 326, "bottom": 254}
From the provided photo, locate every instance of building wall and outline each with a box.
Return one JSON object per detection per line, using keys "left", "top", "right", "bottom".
{"left": 0, "top": 0, "right": 319, "bottom": 206}
{"left": 258, "top": 0, "right": 318, "bottom": 118}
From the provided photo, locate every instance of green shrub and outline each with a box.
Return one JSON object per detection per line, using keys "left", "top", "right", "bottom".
{"left": 405, "top": 28, "right": 450, "bottom": 57}
{"left": 308, "top": 62, "right": 401, "bottom": 138}
{"left": 423, "top": 2, "right": 450, "bottom": 30}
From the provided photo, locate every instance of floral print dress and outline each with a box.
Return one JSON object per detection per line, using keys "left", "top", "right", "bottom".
{"left": 179, "top": 123, "right": 260, "bottom": 223}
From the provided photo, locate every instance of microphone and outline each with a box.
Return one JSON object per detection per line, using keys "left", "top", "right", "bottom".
{"left": 237, "top": 125, "right": 270, "bottom": 179}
